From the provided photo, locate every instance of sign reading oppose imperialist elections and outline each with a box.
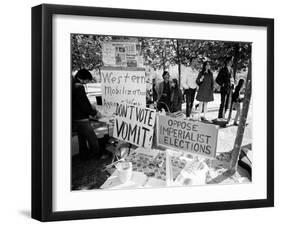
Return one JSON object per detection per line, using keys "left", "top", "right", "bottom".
{"left": 101, "top": 68, "right": 146, "bottom": 116}
{"left": 113, "top": 103, "right": 156, "bottom": 149}
{"left": 157, "top": 115, "right": 219, "bottom": 158}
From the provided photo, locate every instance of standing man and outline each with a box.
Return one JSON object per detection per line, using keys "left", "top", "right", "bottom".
{"left": 72, "top": 69, "right": 102, "bottom": 161}
{"left": 182, "top": 68, "right": 197, "bottom": 118}
{"left": 216, "top": 57, "right": 235, "bottom": 119}
{"left": 156, "top": 71, "right": 171, "bottom": 112}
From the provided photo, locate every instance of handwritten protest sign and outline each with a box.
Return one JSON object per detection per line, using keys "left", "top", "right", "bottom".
{"left": 101, "top": 67, "right": 146, "bottom": 116}
{"left": 157, "top": 115, "right": 219, "bottom": 158}
{"left": 113, "top": 103, "right": 156, "bottom": 149}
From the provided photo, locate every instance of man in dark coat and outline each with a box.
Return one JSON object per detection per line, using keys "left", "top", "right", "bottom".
{"left": 216, "top": 57, "right": 234, "bottom": 119}
{"left": 72, "top": 69, "right": 101, "bottom": 160}
{"left": 156, "top": 71, "right": 172, "bottom": 112}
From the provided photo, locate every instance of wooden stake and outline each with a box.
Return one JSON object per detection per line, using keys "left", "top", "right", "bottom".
{"left": 166, "top": 149, "right": 173, "bottom": 186}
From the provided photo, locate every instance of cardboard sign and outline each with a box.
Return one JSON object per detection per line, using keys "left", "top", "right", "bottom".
{"left": 113, "top": 103, "right": 156, "bottom": 149}
{"left": 157, "top": 115, "right": 219, "bottom": 158}
{"left": 101, "top": 68, "right": 146, "bottom": 116}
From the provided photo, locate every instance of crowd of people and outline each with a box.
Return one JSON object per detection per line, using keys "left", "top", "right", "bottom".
{"left": 152, "top": 57, "right": 245, "bottom": 124}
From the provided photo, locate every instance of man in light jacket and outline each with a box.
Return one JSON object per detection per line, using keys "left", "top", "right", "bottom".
{"left": 182, "top": 69, "right": 197, "bottom": 117}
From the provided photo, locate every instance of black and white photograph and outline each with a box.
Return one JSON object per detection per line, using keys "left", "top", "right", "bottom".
{"left": 29, "top": 2, "right": 274, "bottom": 222}
{"left": 0, "top": 0, "right": 278, "bottom": 224}
{"left": 71, "top": 34, "right": 253, "bottom": 190}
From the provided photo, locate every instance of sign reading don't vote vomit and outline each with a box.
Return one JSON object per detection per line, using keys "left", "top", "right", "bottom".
{"left": 157, "top": 115, "right": 219, "bottom": 158}
{"left": 113, "top": 103, "right": 156, "bottom": 149}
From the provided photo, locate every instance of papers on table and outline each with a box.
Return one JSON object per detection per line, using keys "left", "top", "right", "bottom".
{"left": 144, "top": 177, "right": 166, "bottom": 188}
{"left": 100, "top": 171, "right": 147, "bottom": 189}
{"left": 101, "top": 170, "right": 166, "bottom": 189}
{"left": 132, "top": 147, "right": 160, "bottom": 159}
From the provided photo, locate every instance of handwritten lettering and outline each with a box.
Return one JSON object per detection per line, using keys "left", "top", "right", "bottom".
{"left": 113, "top": 103, "right": 156, "bottom": 149}
{"left": 158, "top": 115, "right": 218, "bottom": 158}
{"left": 101, "top": 69, "right": 146, "bottom": 116}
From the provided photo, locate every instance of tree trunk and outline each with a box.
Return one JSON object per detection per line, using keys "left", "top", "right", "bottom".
{"left": 178, "top": 63, "right": 181, "bottom": 86}
{"left": 161, "top": 51, "right": 166, "bottom": 71}
{"left": 98, "top": 67, "right": 101, "bottom": 82}
{"left": 232, "top": 43, "right": 239, "bottom": 81}
{"left": 176, "top": 40, "right": 181, "bottom": 87}
{"left": 230, "top": 48, "right": 252, "bottom": 170}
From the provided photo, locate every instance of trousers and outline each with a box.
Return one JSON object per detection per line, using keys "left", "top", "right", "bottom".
{"left": 73, "top": 120, "right": 100, "bottom": 160}
{"left": 185, "top": 88, "right": 196, "bottom": 117}
{"left": 218, "top": 90, "right": 230, "bottom": 119}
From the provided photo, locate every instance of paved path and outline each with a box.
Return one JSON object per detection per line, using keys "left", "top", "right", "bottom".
{"left": 182, "top": 93, "right": 252, "bottom": 154}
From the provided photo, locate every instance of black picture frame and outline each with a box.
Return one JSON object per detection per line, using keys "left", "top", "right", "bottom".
{"left": 32, "top": 3, "right": 274, "bottom": 222}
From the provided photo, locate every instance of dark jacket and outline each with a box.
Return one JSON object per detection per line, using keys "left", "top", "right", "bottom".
{"left": 156, "top": 81, "right": 172, "bottom": 101}
{"left": 170, "top": 88, "right": 182, "bottom": 113}
{"left": 232, "top": 85, "right": 244, "bottom": 103}
{"left": 216, "top": 66, "right": 233, "bottom": 93}
{"left": 72, "top": 80, "right": 97, "bottom": 120}
{"left": 196, "top": 71, "right": 214, "bottom": 102}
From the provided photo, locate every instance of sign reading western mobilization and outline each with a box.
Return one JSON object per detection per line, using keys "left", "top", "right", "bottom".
{"left": 113, "top": 103, "right": 156, "bottom": 149}
{"left": 157, "top": 115, "right": 219, "bottom": 158}
{"left": 101, "top": 68, "right": 146, "bottom": 116}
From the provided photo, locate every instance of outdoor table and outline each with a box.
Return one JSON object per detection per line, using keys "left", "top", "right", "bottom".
{"left": 89, "top": 119, "right": 110, "bottom": 139}
{"left": 95, "top": 105, "right": 115, "bottom": 136}
{"left": 100, "top": 147, "right": 190, "bottom": 189}
{"left": 100, "top": 170, "right": 166, "bottom": 189}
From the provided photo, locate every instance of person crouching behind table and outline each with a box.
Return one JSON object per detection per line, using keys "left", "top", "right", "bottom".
{"left": 195, "top": 61, "right": 214, "bottom": 121}
{"left": 232, "top": 79, "right": 245, "bottom": 126}
{"left": 72, "top": 69, "right": 102, "bottom": 161}
{"left": 156, "top": 71, "right": 172, "bottom": 112}
{"left": 170, "top": 78, "right": 183, "bottom": 113}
